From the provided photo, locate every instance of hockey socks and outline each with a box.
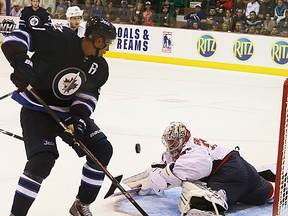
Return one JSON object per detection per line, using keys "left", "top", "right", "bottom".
{"left": 11, "top": 174, "right": 42, "bottom": 216}
{"left": 76, "top": 163, "right": 105, "bottom": 204}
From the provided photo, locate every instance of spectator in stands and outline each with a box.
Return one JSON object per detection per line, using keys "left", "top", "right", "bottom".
{"left": 247, "top": 24, "right": 257, "bottom": 34}
{"left": 274, "top": 0, "right": 287, "bottom": 24}
{"left": 184, "top": 4, "right": 205, "bottom": 29}
{"left": 56, "top": 0, "right": 68, "bottom": 12}
{"left": 211, "top": 21, "right": 220, "bottom": 31}
{"left": 53, "top": 6, "right": 67, "bottom": 19}
{"left": 82, "top": 0, "right": 93, "bottom": 18}
{"left": 130, "top": 2, "right": 143, "bottom": 25}
{"left": 191, "top": 21, "right": 200, "bottom": 30}
{"left": 221, "top": 22, "right": 230, "bottom": 31}
{"left": 217, "top": 0, "right": 233, "bottom": 13}
{"left": 245, "top": 0, "right": 260, "bottom": 18}
{"left": 232, "top": 8, "right": 246, "bottom": 31}
{"left": 278, "top": 9, "right": 288, "bottom": 30}
{"left": 233, "top": 20, "right": 244, "bottom": 33}
{"left": 90, "top": 0, "right": 105, "bottom": 17}
{"left": 71, "top": 0, "right": 82, "bottom": 8}
{"left": 270, "top": 25, "right": 280, "bottom": 35}
{"left": 201, "top": 0, "right": 217, "bottom": 16}
{"left": 232, "top": 0, "right": 246, "bottom": 16}
{"left": 222, "top": 9, "right": 233, "bottom": 31}
{"left": 114, "top": 0, "right": 131, "bottom": 23}
{"left": 258, "top": 0, "right": 276, "bottom": 21}
{"left": 260, "top": 12, "right": 276, "bottom": 35}
{"left": 159, "top": 3, "right": 173, "bottom": 27}
{"left": 200, "top": 6, "right": 222, "bottom": 30}
{"left": 142, "top": 1, "right": 154, "bottom": 26}
{"left": 83, "top": 10, "right": 90, "bottom": 20}
{"left": 104, "top": 1, "right": 116, "bottom": 22}
{"left": 280, "top": 29, "right": 288, "bottom": 36}
{"left": 10, "top": 1, "right": 23, "bottom": 16}
{"left": 245, "top": 10, "right": 262, "bottom": 33}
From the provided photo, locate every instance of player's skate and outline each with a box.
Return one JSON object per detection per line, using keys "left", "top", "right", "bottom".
{"left": 69, "top": 199, "right": 92, "bottom": 216}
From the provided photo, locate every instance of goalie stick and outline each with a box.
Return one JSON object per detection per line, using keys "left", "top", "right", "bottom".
{"left": 26, "top": 85, "right": 148, "bottom": 216}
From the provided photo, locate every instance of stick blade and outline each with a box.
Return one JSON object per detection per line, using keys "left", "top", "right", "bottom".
{"left": 104, "top": 174, "right": 123, "bottom": 199}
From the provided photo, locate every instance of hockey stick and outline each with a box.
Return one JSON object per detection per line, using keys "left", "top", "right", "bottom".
{"left": 0, "top": 91, "right": 13, "bottom": 100}
{"left": 0, "top": 128, "right": 23, "bottom": 141}
{"left": 26, "top": 85, "right": 148, "bottom": 216}
{"left": 104, "top": 174, "right": 123, "bottom": 199}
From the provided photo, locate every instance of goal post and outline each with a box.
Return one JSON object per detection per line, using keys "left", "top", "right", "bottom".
{"left": 273, "top": 79, "right": 288, "bottom": 216}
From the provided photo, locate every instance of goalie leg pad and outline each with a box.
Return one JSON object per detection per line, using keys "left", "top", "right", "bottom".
{"left": 179, "top": 181, "right": 228, "bottom": 216}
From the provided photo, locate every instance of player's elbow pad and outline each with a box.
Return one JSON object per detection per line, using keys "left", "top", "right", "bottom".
{"left": 1, "top": 41, "right": 28, "bottom": 63}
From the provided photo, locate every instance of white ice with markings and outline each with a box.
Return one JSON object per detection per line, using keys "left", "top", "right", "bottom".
{"left": 0, "top": 52, "right": 285, "bottom": 215}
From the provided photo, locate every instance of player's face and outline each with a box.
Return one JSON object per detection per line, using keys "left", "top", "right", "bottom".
{"left": 69, "top": 17, "right": 81, "bottom": 30}
{"left": 31, "top": 0, "right": 40, "bottom": 9}
{"left": 166, "top": 139, "right": 183, "bottom": 161}
{"left": 96, "top": 37, "right": 111, "bottom": 55}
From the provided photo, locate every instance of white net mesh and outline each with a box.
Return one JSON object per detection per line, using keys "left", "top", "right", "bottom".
{"left": 274, "top": 84, "right": 288, "bottom": 216}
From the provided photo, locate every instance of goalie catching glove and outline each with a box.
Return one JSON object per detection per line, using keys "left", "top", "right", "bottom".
{"left": 123, "top": 163, "right": 182, "bottom": 196}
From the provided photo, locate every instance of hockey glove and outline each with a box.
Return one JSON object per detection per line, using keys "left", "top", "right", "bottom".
{"left": 149, "top": 163, "right": 182, "bottom": 196}
{"left": 10, "top": 54, "right": 33, "bottom": 91}
{"left": 123, "top": 169, "right": 152, "bottom": 196}
{"left": 59, "top": 116, "right": 86, "bottom": 146}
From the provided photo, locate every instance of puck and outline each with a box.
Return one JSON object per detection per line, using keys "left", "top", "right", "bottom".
{"left": 135, "top": 143, "right": 141, "bottom": 154}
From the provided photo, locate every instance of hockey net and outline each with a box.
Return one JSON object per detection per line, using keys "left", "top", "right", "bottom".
{"left": 273, "top": 79, "right": 288, "bottom": 216}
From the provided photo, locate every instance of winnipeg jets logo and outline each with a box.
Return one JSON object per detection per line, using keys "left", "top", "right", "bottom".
{"left": 62, "top": 72, "right": 80, "bottom": 93}
{"left": 29, "top": 15, "right": 40, "bottom": 27}
{"left": 52, "top": 68, "right": 86, "bottom": 100}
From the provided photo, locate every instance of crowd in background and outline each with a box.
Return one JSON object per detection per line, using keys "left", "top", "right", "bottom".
{"left": 2, "top": 0, "right": 288, "bottom": 37}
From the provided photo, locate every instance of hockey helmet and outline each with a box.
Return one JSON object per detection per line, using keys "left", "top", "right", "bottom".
{"left": 85, "top": 16, "right": 117, "bottom": 45}
{"left": 162, "top": 121, "right": 191, "bottom": 159}
{"left": 66, "top": 6, "right": 83, "bottom": 20}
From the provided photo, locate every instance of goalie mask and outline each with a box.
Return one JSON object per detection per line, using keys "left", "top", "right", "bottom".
{"left": 162, "top": 121, "right": 191, "bottom": 160}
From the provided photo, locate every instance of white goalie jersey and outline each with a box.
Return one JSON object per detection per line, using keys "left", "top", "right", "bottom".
{"left": 162, "top": 136, "right": 233, "bottom": 181}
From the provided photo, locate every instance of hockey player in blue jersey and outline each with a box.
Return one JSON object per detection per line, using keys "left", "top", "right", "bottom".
{"left": 1, "top": 16, "right": 116, "bottom": 216}
{"left": 19, "top": 0, "right": 51, "bottom": 29}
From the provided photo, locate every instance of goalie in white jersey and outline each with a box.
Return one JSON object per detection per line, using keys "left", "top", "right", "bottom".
{"left": 123, "top": 121, "right": 274, "bottom": 215}
{"left": 65, "top": 6, "right": 85, "bottom": 37}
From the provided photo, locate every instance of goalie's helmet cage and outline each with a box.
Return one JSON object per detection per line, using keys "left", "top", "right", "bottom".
{"left": 162, "top": 121, "right": 191, "bottom": 159}
{"left": 84, "top": 16, "right": 117, "bottom": 44}
{"left": 66, "top": 6, "right": 83, "bottom": 21}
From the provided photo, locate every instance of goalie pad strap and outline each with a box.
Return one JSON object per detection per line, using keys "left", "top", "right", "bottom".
{"left": 179, "top": 181, "right": 228, "bottom": 215}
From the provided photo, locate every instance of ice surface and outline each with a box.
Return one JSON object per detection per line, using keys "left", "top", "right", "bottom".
{"left": 0, "top": 52, "right": 285, "bottom": 215}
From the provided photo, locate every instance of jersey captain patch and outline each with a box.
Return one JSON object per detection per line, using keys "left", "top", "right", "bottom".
{"left": 52, "top": 67, "right": 87, "bottom": 100}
